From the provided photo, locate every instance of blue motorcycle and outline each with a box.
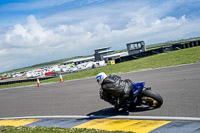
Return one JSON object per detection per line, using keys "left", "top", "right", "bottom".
{"left": 99, "top": 81, "right": 163, "bottom": 111}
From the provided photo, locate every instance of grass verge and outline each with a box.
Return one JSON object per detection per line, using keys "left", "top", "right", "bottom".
{"left": 0, "top": 126, "right": 133, "bottom": 133}
{"left": 0, "top": 46, "right": 200, "bottom": 89}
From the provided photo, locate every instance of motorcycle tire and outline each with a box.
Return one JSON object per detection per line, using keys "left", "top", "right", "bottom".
{"left": 140, "top": 90, "right": 163, "bottom": 108}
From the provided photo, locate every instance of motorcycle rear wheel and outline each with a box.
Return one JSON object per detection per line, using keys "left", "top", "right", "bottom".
{"left": 140, "top": 90, "right": 163, "bottom": 108}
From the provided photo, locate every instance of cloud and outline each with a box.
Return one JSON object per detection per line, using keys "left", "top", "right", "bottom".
{"left": 5, "top": 15, "right": 61, "bottom": 49}
{"left": 0, "top": 0, "right": 74, "bottom": 11}
{"left": 0, "top": 0, "right": 200, "bottom": 72}
{"left": 0, "top": 49, "right": 7, "bottom": 56}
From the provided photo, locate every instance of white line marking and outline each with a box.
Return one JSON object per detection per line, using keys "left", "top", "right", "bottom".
{"left": 0, "top": 115, "right": 200, "bottom": 121}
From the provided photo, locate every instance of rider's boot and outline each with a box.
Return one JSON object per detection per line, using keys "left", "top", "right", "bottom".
{"left": 114, "top": 97, "right": 128, "bottom": 111}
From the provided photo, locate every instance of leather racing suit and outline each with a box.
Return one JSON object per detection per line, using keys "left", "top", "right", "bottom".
{"left": 100, "top": 74, "right": 134, "bottom": 109}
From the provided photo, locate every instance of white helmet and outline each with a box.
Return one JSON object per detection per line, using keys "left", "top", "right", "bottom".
{"left": 96, "top": 72, "right": 107, "bottom": 85}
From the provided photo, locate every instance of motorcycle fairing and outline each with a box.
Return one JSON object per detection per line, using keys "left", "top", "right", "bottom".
{"left": 132, "top": 82, "right": 145, "bottom": 97}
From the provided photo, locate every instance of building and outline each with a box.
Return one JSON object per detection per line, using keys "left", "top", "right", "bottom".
{"left": 103, "top": 52, "right": 128, "bottom": 62}
{"left": 94, "top": 47, "right": 114, "bottom": 62}
{"left": 63, "top": 56, "right": 95, "bottom": 65}
{"left": 126, "top": 41, "right": 146, "bottom": 55}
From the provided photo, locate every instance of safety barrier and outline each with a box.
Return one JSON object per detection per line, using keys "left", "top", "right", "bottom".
{"left": 120, "top": 39, "right": 200, "bottom": 62}
{"left": 0, "top": 76, "right": 54, "bottom": 85}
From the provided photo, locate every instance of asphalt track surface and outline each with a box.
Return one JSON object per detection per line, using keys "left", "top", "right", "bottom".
{"left": 0, "top": 63, "right": 200, "bottom": 118}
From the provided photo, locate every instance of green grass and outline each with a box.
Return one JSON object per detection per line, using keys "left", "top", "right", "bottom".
{"left": 0, "top": 126, "right": 133, "bottom": 133}
{"left": 0, "top": 82, "right": 38, "bottom": 89}
{"left": 1, "top": 46, "right": 200, "bottom": 89}
{"left": 45, "top": 46, "right": 200, "bottom": 82}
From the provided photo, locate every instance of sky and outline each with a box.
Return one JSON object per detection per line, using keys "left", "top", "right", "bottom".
{"left": 0, "top": 0, "right": 200, "bottom": 73}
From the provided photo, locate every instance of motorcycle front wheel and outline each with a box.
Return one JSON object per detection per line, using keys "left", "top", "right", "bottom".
{"left": 140, "top": 90, "right": 163, "bottom": 108}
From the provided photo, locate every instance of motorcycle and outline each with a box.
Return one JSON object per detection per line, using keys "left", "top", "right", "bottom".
{"left": 99, "top": 81, "right": 163, "bottom": 111}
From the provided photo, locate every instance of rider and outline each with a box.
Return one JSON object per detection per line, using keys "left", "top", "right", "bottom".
{"left": 96, "top": 72, "right": 134, "bottom": 109}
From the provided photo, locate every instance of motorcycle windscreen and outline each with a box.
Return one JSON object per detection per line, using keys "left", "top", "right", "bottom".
{"left": 132, "top": 82, "right": 145, "bottom": 97}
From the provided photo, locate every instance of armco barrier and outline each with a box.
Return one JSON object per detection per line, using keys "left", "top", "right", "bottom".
{"left": 0, "top": 76, "right": 54, "bottom": 85}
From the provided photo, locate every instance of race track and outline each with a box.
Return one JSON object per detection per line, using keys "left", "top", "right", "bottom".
{"left": 0, "top": 63, "right": 200, "bottom": 118}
